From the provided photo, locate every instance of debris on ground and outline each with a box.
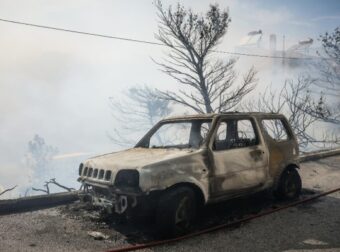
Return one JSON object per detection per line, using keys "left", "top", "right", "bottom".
{"left": 302, "top": 239, "right": 328, "bottom": 246}
{"left": 0, "top": 156, "right": 339, "bottom": 251}
{"left": 87, "top": 231, "right": 109, "bottom": 240}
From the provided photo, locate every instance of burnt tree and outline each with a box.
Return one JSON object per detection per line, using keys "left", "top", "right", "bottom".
{"left": 243, "top": 76, "right": 339, "bottom": 150}
{"left": 311, "top": 27, "right": 340, "bottom": 124}
{"left": 154, "top": 1, "right": 257, "bottom": 113}
{"left": 109, "top": 85, "right": 171, "bottom": 146}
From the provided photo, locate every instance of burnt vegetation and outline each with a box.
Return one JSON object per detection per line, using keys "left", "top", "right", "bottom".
{"left": 153, "top": 1, "right": 257, "bottom": 113}
{"left": 110, "top": 1, "right": 338, "bottom": 151}
{"left": 242, "top": 76, "right": 339, "bottom": 150}
{"left": 0, "top": 185, "right": 17, "bottom": 197}
{"left": 32, "top": 178, "right": 75, "bottom": 195}
{"left": 109, "top": 86, "right": 171, "bottom": 147}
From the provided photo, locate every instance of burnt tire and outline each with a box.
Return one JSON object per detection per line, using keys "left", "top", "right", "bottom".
{"left": 156, "top": 187, "right": 196, "bottom": 237}
{"left": 274, "top": 168, "right": 302, "bottom": 200}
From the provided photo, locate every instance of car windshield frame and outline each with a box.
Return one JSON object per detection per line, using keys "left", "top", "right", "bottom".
{"left": 136, "top": 119, "right": 213, "bottom": 149}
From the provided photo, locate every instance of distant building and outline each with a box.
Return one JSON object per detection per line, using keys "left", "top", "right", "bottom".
{"left": 235, "top": 30, "right": 319, "bottom": 70}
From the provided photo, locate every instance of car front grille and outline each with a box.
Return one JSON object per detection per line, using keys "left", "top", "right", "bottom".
{"left": 82, "top": 167, "right": 112, "bottom": 181}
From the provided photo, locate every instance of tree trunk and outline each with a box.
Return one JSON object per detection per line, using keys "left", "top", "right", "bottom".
{"left": 198, "top": 66, "right": 213, "bottom": 113}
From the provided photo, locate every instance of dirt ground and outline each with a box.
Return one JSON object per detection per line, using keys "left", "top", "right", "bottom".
{"left": 0, "top": 155, "right": 340, "bottom": 252}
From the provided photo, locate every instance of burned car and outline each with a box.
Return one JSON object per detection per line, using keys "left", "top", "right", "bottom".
{"left": 78, "top": 113, "right": 301, "bottom": 236}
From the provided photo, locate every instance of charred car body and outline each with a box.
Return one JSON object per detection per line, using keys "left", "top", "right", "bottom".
{"left": 78, "top": 113, "right": 301, "bottom": 235}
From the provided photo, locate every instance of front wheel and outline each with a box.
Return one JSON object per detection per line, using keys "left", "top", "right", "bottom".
{"left": 274, "top": 168, "right": 302, "bottom": 200}
{"left": 156, "top": 187, "right": 196, "bottom": 237}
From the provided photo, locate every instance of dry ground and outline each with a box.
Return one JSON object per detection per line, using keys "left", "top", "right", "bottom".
{"left": 0, "top": 155, "right": 339, "bottom": 252}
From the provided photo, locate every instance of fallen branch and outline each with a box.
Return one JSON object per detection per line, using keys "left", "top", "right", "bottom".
{"left": 0, "top": 191, "right": 79, "bottom": 215}
{"left": 32, "top": 178, "right": 75, "bottom": 195}
{"left": 0, "top": 185, "right": 17, "bottom": 197}
{"left": 299, "top": 148, "right": 340, "bottom": 162}
{"left": 49, "top": 178, "right": 75, "bottom": 192}
{"left": 32, "top": 181, "right": 50, "bottom": 194}
{"left": 32, "top": 187, "right": 49, "bottom": 194}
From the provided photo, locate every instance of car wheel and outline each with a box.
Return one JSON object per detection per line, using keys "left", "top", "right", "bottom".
{"left": 156, "top": 187, "right": 196, "bottom": 237}
{"left": 275, "top": 168, "right": 302, "bottom": 200}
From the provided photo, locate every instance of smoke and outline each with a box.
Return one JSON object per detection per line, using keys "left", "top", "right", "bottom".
{"left": 52, "top": 152, "right": 93, "bottom": 160}
{"left": 0, "top": 0, "right": 338, "bottom": 198}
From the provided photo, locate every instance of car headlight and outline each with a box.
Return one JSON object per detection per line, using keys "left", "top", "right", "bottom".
{"left": 114, "top": 170, "right": 139, "bottom": 187}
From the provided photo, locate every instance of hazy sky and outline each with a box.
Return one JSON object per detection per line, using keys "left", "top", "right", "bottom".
{"left": 0, "top": 0, "right": 339, "bottom": 195}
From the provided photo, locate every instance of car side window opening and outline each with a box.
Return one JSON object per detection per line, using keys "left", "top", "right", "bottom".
{"left": 213, "top": 119, "right": 258, "bottom": 151}
{"left": 149, "top": 122, "right": 191, "bottom": 148}
{"left": 148, "top": 120, "right": 212, "bottom": 149}
{"left": 262, "top": 119, "right": 289, "bottom": 141}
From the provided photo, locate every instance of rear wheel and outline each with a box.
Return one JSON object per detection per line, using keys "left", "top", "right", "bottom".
{"left": 274, "top": 168, "right": 302, "bottom": 200}
{"left": 156, "top": 187, "right": 196, "bottom": 237}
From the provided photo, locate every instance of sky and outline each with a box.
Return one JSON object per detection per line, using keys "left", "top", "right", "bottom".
{"left": 0, "top": 0, "right": 339, "bottom": 197}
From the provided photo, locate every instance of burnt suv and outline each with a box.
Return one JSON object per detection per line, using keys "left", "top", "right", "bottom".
{"left": 78, "top": 113, "right": 301, "bottom": 236}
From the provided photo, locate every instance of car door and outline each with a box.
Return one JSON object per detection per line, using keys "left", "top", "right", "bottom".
{"left": 209, "top": 117, "right": 269, "bottom": 198}
{"left": 260, "top": 117, "right": 299, "bottom": 178}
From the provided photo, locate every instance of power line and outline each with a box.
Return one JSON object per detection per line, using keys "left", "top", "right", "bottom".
{"left": 0, "top": 17, "right": 327, "bottom": 61}
{"left": 212, "top": 49, "right": 315, "bottom": 60}
{"left": 0, "top": 18, "right": 163, "bottom": 46}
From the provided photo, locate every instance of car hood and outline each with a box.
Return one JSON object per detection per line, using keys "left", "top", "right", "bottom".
{"left": 83, "top": 147, "right": 198, "bottom": 171}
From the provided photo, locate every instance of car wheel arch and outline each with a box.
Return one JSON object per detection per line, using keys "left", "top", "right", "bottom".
{"left": 273, "top": 163, "right": 300, "bottom": 191}
{"left": 163, "top": 182, "right": 206, "bottom": 208}
{"left": 272, "top": 163, "right": 300, "bottom": 196}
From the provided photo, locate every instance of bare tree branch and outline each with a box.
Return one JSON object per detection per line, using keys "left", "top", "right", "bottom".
{"left": 32, "top": 178, "right": 75, "bottom": 195}
{"left": 241, "top": 75, "right": 340, "bottom": 150}
{"left": 306, "top": 27, "right": 340, "bottom": 126}
{"left": 109, "top": 85, "right": 171, "bottom": 147}
{"left": 317, "top": 27, "right": 340, "bottom": 90}
{"left": 154, "top": 1, "right": 257, "bottom": 114}
{"left": 49, "top": 178, "right": 75, "bottom": 192}
{"left": 32, "top": 186, "right": 49, "bottom": 194}
{"left": 0, "top": 185, "right": 17, "bottom": 197}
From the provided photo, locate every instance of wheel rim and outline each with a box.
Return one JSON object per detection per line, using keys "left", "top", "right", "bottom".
{"left": 175, "top": 196, "right": 191, "bottom": 231}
